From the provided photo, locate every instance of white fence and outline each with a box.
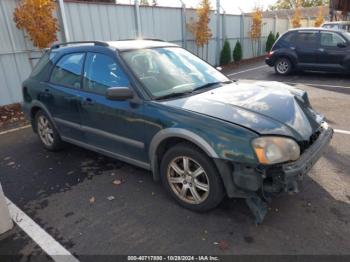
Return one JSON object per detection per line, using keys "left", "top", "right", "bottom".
{"left": 0, "top": 0, "right": 318, "bottom": 106}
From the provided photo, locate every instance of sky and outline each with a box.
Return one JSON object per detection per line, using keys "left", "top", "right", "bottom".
{"left": 118, "top": 0, "right": 278, "bottom": 14}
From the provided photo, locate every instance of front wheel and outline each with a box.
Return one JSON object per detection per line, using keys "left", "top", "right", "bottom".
{"left": 274, "top": 57, "right": 293, "bottom": 75}
{"left": 160, "top": 143, "right": 225, "bottom": 212}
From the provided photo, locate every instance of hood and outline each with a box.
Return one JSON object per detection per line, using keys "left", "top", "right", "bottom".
{"left": 159, "top": 81, "right": 324, "bottom": 141}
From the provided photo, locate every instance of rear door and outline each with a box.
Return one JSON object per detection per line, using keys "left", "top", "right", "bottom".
{"left": 295, "top": 30, "right": 320, "bottom": 67}
{"left": 79, "top": 52, "right": 147, "bottom": 164}
{"left": 318, "top": 31, "right": 348, "bottom": 71}
{"left": 47, "top": 52, "right": 85, "bottom": 141}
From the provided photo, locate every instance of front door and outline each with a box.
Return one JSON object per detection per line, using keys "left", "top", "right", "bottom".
{"left": 318, "top": 31, "right": 348, "bottom": 71}
{"left": 79, "top": 52, "right": 147, "bottom": 164}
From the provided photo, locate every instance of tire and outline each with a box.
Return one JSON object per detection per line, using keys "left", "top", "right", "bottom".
{"left": 160, "top": 142, "right": 225, "bottom": 212}
{"left": 34, "top": 110, "right": 64, "bottom": 151}
{"left": 274, "top": 57, "right": 293, "bottom": 75}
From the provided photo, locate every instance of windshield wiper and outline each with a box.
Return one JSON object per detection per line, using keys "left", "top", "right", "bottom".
{"left": 154, "top": 91, "right": 193, "bottom": 101}
{"left": 155, "top": 80, "right": 233, "bottom": 101}
{"left": 193, "top": 80, "right": 233, "bottom": 92}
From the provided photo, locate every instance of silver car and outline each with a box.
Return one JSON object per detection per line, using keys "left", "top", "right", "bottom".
{"left": 322, "top": 21, "right": 350, "bottom": 32}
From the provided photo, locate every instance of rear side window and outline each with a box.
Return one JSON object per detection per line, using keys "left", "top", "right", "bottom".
{"left": 281, "top": 32, "right": 296, "bottom": 43}
{"left": 321, "top": 32, "right": 347, "bottom": 47}
{"left": 50, "top": 53, "right": 85, "bottom": 88}
{"left": 82, "top": 52, "right": 129, "bottom": 95}
{"left": 295, "top": 32, "right": 319, "bottom": 47}
{"left": 274, "top": 32, "right": 296, "bottom": 49}
{"left": 30, "top": 51, "right": 56, "bottom": 80}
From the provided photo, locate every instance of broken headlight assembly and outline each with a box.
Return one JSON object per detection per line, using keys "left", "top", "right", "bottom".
{"left": 252, "top": 136, "right": 300, "bottom": 165}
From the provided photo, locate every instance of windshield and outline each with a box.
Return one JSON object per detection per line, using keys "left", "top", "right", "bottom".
{"left": 121, "top": 47, "right": 230, "bottom": 98}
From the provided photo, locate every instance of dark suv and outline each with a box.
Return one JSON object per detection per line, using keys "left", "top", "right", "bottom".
{"left": 266, "top": 28, "right": 350, "bottom": 75}
{"left": 22, "top": 40, "right": 333, "bottom": 223}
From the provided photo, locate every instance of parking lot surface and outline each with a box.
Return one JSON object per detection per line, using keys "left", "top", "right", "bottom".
{"left": 1, "top": 61, "right": 350, "bottom": 259}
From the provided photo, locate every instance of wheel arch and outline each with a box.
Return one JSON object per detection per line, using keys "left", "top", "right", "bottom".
{"left": 275, "top": 53, "right": 297, "bottom": 68}
{"left": 149, "top": 128, "right": 218, "bottom": 181}
{"left": 29, "top": 101, "right": 57, "bottom": 132}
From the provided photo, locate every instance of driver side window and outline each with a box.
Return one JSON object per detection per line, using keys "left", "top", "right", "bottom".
{"left": 83, "top": 52, "right": 129, "bottom": 95}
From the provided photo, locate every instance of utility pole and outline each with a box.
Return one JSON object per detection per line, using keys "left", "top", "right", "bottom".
{"left": 216, "top": 0, "right": 221, "bottom": 66}
{"left": 179, "top": 0, "right": 187, "bottom": 48}
{"left": 58, "top": 0, "right": 70, "bottom": 42}
{"left": 135, "top": 0, "right": 142, "bottom": 38}
{"left": 0, "top": 182, "right": 13, "bottom": 235}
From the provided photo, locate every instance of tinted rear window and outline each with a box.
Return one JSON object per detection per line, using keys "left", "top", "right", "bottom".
{"left": 273, "top": 32, "right": 296, "bottom": 49}
{"left": 295, "top": 32, "right": 318, "bottom": 47}
{"left": 281, "top": 32, "right": 296, "bottom": 43}
{"left": 30, "top": 51, "right": 56, "bottom": 80}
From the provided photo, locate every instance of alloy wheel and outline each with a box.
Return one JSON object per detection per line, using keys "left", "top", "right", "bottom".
{"left": 166, "top": 156, "right": 210, "bottom": 204}
{"left": 37, "top": 115, "right": 54, "bottom": 147}
{"left": 276, "top": 60, "right": 289, "bottom": 74}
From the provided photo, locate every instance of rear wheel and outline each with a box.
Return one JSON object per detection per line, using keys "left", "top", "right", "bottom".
{"left": 160, "top": 143, "right": 224, "bottom": 211}
{"left": 274, "top": 57, "right": 292, "bottom": 75}
{"left": 35, "top": 110, "right": 64, "bottom": 151}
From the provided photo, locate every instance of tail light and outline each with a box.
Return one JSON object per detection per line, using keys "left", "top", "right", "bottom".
{"left": 267, "top": 51, "right": 274, "bottom": 58}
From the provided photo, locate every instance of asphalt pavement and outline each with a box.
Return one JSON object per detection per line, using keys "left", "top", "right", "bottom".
{"left": 0, "top": 61, "right": 350, "bottom": 260}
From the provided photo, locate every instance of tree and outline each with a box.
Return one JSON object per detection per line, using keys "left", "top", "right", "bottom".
{"left": 152, "top": 0, "right": 157, "bottom": 6}
{"left": 292, "top": 0, "right": 302, "bottom": 28}
{"left": 233, "top": 41, "right": 243, "bottom": 63}
{"left": 266, "top": 31, "right": 275, "bottom": 52}
{"left": 269, "top": 0, "right": 329, "bottom": 10}
{"left": 140, "top": 0, "right": 149, "bottom": 5}
{"left": 220, "top": 40, "right": 231, "bottom": 65}
{"left": 314, "top": 6, "right": 324, "bottom": 27}
{"left": 275, "top": 32, "right": 280, "bottom": 40}
{"left": 13, "top": 0, "right": 59, "bottom": 49}
{"left": 188, "top": 0, "right": 212, "bottom": 59}
{"left": 249, "top": 7, "right": 263, "bottom": 57}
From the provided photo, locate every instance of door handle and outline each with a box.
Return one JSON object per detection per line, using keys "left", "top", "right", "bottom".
{"left": 82, "top": 97, "right": 95, "bottom": 106}
{"left": 318, "top": 48, "right": 325, "bottom": 52}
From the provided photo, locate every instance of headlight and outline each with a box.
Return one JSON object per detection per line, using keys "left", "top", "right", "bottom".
{"left": 252, "top": 136, "right": 300, "bottom": 165}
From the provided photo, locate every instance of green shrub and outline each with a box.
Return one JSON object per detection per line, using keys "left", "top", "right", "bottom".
{"left": 233, "top": 41, "right": 242, "bottom": 62}
{"left": 220, "top": 40, "right": 231, "bottom": 65}
{"left": 275, "top": 32, "right": 280, "bottom": 40}
{"left": 265, "top": 31, "right": 275, "bottom": 52}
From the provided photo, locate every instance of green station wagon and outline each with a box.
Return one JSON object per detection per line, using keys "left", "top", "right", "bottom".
{"left": 22, "top": 40, "right": 333, "bottom": 223}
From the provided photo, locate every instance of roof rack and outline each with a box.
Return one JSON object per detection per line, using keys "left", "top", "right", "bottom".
{"left": 116, "top": 38, "right": 165, "bottom": 42}
{"left": 142, "top": 38, "right": 165, "bottom": 42}
{"left": 51, "top": 41, "right": 109, "bottom": 49}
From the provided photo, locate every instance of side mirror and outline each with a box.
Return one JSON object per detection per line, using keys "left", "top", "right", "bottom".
{"left": 216, "top": 66, "right": 223, "bottom": 71}
{"left": 337, "top": 42, "right": 347, "bottom": 48}
{"left": 106, "top": 87, "right": 133, "bottom": 100}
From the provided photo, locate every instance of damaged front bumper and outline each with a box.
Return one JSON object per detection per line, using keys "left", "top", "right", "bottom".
{"left": 263, "top": 125, "right": 334, "bottom": 194}
{"left": 224, "top": 125, "right": 333, "bottom": 224}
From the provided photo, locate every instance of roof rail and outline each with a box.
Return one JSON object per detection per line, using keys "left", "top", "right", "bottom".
{"left": 51, "top": 41, "right": 109, "bottom": 49}
{"left": 116, "top": 38, "right": 165, "bottom": 42}
{"left": 142, "top": 38, "right": 165, "bottom": 42}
